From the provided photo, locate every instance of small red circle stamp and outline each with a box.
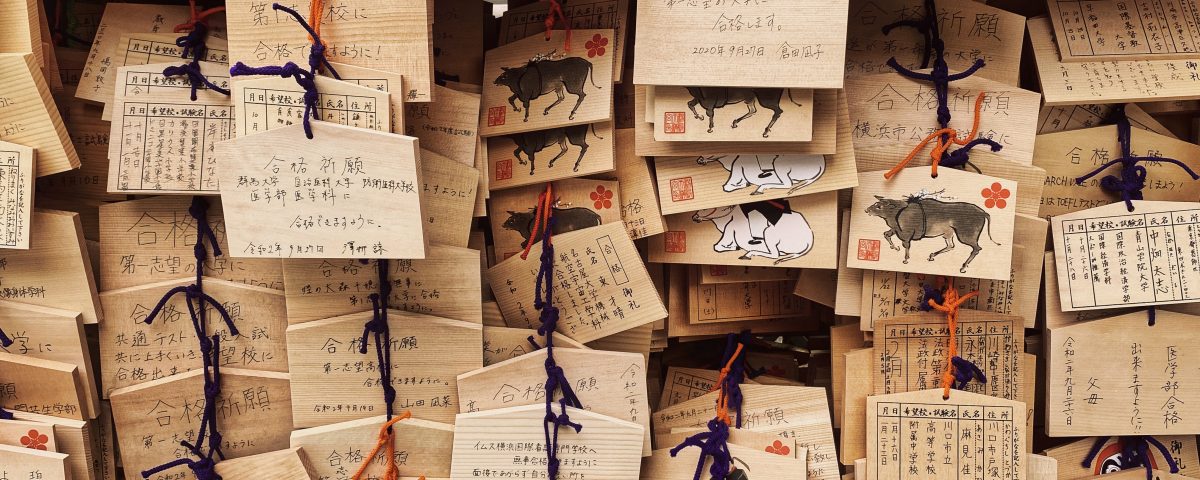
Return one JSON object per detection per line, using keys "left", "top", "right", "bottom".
{"left": 669, "top": 177, "right": 695, "bottom": 202}
{"left": 664, "top": 112, "right": 686, "bottom": 134}
{"left": 495, "top": 159, "right": 512, "bottom": 181}
{"left": 857, "top": 239, "right": 881, "bottom": 261}
{"left": 487, "top": 106, "right": 506, "bottom": 127}
{"left": 664, "top": 231, "right": 687, "bottom": 253}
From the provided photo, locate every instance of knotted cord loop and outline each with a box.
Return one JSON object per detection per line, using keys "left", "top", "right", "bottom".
{"left": 350, "top": 412, "right": 426, "bottom": 480}
{"left": 161, "top": 4, "right": 230, "bottom": 101}
{"left": 1082, "top": 436, "right": 1181, "bottom": 480}
{"left": 671, "top": 333, "right": 752, "bottom": 480}
{"left": 926, "top": 284, "right": 979, "bottom": 399}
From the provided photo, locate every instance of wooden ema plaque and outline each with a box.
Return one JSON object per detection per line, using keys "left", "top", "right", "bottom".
{"left": 1044, "top": 435, "right": 1200, "bottom": 479}
{"left": 109, "top": 368, "right": 292, "bottom": 480}
{"left": 282, "top": 246, "right": 482, "bottom": 325}
{"left": 0, "top": 210, "right": 101, "bottom": 324}
{"left": 285, "top": 309, "right": 482, "bottom": 428}
{"left": 450, "top": 404, "right": 644, "bottom": 480}
{"left": 650, "top": 86, "right": 814, "bottom": 142}
{"left": 0, "top": 352, "right": 85, "bottom": 420}
{"left": 290, "top": 415, "right": 454, "bottom": 479}
{"left": 0, "top": 444, "right": 71, "bottom": 480}
{"left": 9, "top": 410, "right": 94, "bottom": 480}
{"left": 658, "top": 367, "right": 721, "bottom": 409}
{"left": 324, "top": 61, "right": 409, "bottom": 134}
{"left": 867, "top": 389, "right": 1026, "bottom": 480}
{"left": 701, "top": 265, "right": 798, "bottom": 284}
{"left": 212, "top": 447, "right": 314, "bottom": 480}
{"left": 1037, "top": 103, "right": 1176, "bottom": 137}
{"left": 231, "top": 75, "right": 391, "bottom": 137}
{"left": 1047, "top": 309, "right": 1200, "bottom": 436}
{"left": 612, "top": 128, "right": 667, "bottom": 240}
{"left": 498, "top": 0, "right": 630, "bottom": 82}
{"left": 0, "top": 140, "right": 33, "bottom": 249}
{"left": 0, "top": 301, "right": 98, "bottom": 420}
{"left": 688, "top": 270, "right": 809, "bottom": 324}
{"left": 486, "top": 222, "right": 667, "bottom": 344}
{"left": 36, "top": 101, "right": 126, "bottom": 204}
{"left": 404, "top": 84, "right": 480, "bottom": 162}
{"left": 456, "top": 348, "right": 651, "bottom": 456}
{"left": 98, "top": 276, "right": 288, "bottom": 396}
{"left": 419, "top": 149, "right": 480, "bottom": 248}
{"left": 653, "top": 153, "right": 857, "bottom": 216}
{"left": 0, "top": 0, "right": 41, "bottom": 64}
{"left": 1045, "top": 0, "right": 1200, "bottom": 63}
{"left": 214, "top": 122, "right": 426, "bottom": 259}
{"left": 0, "top": 53, "right": 79, "bottom": 177}
{"left": 642, "top": 443, "right": 807, "bottom": 480}
{"left": 0, "top": 418, "right": 57, "bottom": 452}
{"left": 99, "top": 32, "right": 231, "bottom": 121}
{"left": 485, "top": 122, "right": 615, "bottom": 191}
{"left": 481, "top": 326, "right": 585, "bottom": 366}
{"left": 489, "top": 178, "right": 623, "bottom": 260}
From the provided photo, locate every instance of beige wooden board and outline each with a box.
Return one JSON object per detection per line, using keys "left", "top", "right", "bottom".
{"left": 322, "top": 61, "right": 408, "bottom": 135}
{"left": 1046, "top": 309, "right": 1200, "bottom": 436}
{"left": 450, "top": 404, "right": 643, "bottom": 480}
{"left": 486, "top": 122, "right": 615, "bottom": 190}
{"left": 285, "top": 309, "right": 482, "bottom": 427}
{"left": 457, "top": 348, "right": 650, "bottom": 455}
{"left": 1044, "top": 435, "right": 1199, "bottom": 479}
{"left": 106, "top": 61, "right": 234, "bottom": 194}
{"left": 36, "top": 101, "right": 125, "bottom": 203}
{"left": 700, "top": 265, "right": 799, "bottom": 284}
{"left": 1045, "top": 0, "right": 1200, "bottom": 62}
{"left": 290, "top": 414, "right": 454, "bottom": 479}
{"left": 1029, "top": 17, "right": 1200, "bottom": 105}
{"left": 0, "top": 0, "right": 40, "bottom": 60}
{"left": 8, "top": 410, "right": 93, "bottom": 480}
{"left": 1051, "top": 201, "right": 1200, "bottom": 310}
{"left": 481, "top": 326, "right": 585, "bottom": 366}
{"left": 98, "top": 276, "right": 288, "bottom": 396}
{"left": 215, "top": 122, "right": 425, "bottom": 259}
{"left": 635, "top": 86, "right": 841, "bottom": 157}
{"left": 99, "top": 32, "right": 231, "bottom": 121}
{"left": 0, "top": 140, "right": 33, "bottom": 249}
{"left": 1042, "top": 251, "right": 1134, "bottom": 330}
{"left": 0, "top": 301, "right": 98, "bottom": 420}
{"left": 840, "top": 348, "right": 873, "bottom": 465}
{"left": 845, "top": 0, "right": 1025, "bottom": 86}
{"left": 845, "top": 71, "right": 1040, "bottom": 168}
{"left": 212, "top": 447, "right": 314, "bottom": 480}
{"left": 689, "top": 273, "right": 809, "bottom": 324}
{"left": 612, "top": 128, "right": 665, "bottom": 239}
{"left": 0, "top": 352, "right": 85, "bottom": 420}
{"left": 867, "top": 389, "right": 1026, "bottom": 480}
{"left": 848, "top": 168, "right": 1017, "bottom": 279}
{"left": 642, "top": 443, "right": 807, "bottom": 480}
{"left": 652, "top": 384, "right": 838, "bottom": 480}
{"left": 658, "top": 367, "right": 721, "bottom": 409}
{"left": 498, "top": 0, "right": 629, "bottom": 83}
{"left": 667, "top": 267, "right": 819, "bottom": 338}
{"left": 403, "top": 84, "right": 479, "bottom": 162}
{"left": 0, "top": 418, "right": 57, "bottom": 452}
{"left": 488, "top": 178, "right": 622, "bottom": 260}
{"left": 656, "top": 429, "right": 807, "bottom": 465}
{"left": 0, "top": 444, "right": 71, "bottom": 480}
{"left": 420, "top": 149, "right": 479, "bottom": 248}
{"left": 1034, "top": 126, "right": 1200, "bottom": 220}
{"left": 109, "top": 368, "right": 292, "bottom": 480}
{"left": 481, "top": 29, "right": 613, "bottom": 137}
{"left": 431, "top": 0, "right": 485, "bottom": 86}
{"left": 633, "top": 0, "right": 847, "bottom": 89}
{"left": 98, "top": 195, "right": 285, "bottom": 291}
{"left": 587, "top": 322, "right": 653, "bottom": 360}
{"left": 833, "top": 210, "right": 864, "bottom": 317}
{"left": 649, "top": 190, "right": 839, "bottom": 268}
{"left": 224, "top": 0, "right": 431, "bottom": 102}
{"left": 1027, "top": 453, "right": 1057, "bottom": 480}
{"left": 794, "top": 266, "right": 837, "bottom": 308}
{"left": 651, "top": 87, "right": 814, "bottom": 142}
{"left": 654, "top": 153, "right": 856, "bottom": 215}
{"left": 830, "top": 323, "right": 865, "bottom": 429}
{"left": 0, "top": 210, "right": 101, "bottom": 324}
{"left": 0, "top": 53, "right": 79, "bottom": 176}
{"left": 1037, "top": 103, "right": 1177, "bottom": 138}
{"left": 281, "top": 246, "right": 482, "bottom": 325}
{"left": 232, "top": 75, "right": 390, "bottom": 136}
{"left": 873, "top": 310, "right": 1024, "bottom": 402}
{"left": 487, "top": 222, "right": 667, "bottom": 344}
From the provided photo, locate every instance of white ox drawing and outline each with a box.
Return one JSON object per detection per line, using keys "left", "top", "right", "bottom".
{"left": 691, "top": 203, "right": 814, "bottom": 264}
{"left": 697, "top": 154, "right": 826, "bottom": 195}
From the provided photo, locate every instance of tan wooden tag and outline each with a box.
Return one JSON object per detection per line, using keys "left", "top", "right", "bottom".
{"left": 1037, "top": 103, "right": 1176, "bottom": 138}
{"left": 36, "top": 102, "right": 125, "bottom": 203}
{"left": 323, "top": 61, "right": 407, "bottom": 134}
{"left": 499, "top": 0, "right": 630, "bottom": 83}
{"left": 0, "top": 418, "right": 56, "bottom": 452}
{"left": 840, "top": 348, "right": 872, "bottom": 465}
{"left": 97, "top": 276, "right": 288, "bottom": 396}
{"left": 657, "top": 428, "right": 807, "bottom": 463}
{"left": 0, "top": 301, "right": 98, "bottom": 420}
{"left": 845, "top": 71, "right": 1040, "bottom": 167}
{"left": 833, "top": 211, "right": 864, "bottom": 316}
{"left": 282, "top": 246, "right": 482, "bottom": 325}
{"left": 650, "top": 190, "right": 838, "bottom": 268}
{"left": 612, "top": 128, "right": 666, "bottom": 239}
{"left": 486, "top": 222, "right": 667, "bottom": 344}
{"left": 98, "top": 195, "right": 285, "bottom": 291}
{"left": 633, "top": 0, "right": 847, "bottom": 89}
{"left": 107, "top": 61, "right": 234, "bottom": 194}
{"left": 794, "top": 267, "right": 837, "bottom": 308}
{"left": 642, "top": 443, "right": 807, "bottom": 480}
{"left": 830, "top": 324, "right": 865, "bottom": 430}
{"left": 404, "top": 84, "right": 479, "bottom": 162}
{"left": 212, "top": 447, "right": 314, "bottom": 479}
{"left": 9, "top": 410, "right": 94, "bottom": 480}
{"left": 1029, "top": 17, "right": 1200, "bottom": 105}
{"left": 872, "top": 310, "right": 1024, "bottom": 401}
{"left": 1051, "top": 201, "right": 1200, "bottom": 310}
{"left": 489, "top": 178, "right": 622, "bottom": 260}
{"left": 1046, "top": 309, "right": 1200, "bottom": 436}
{"left": 232, "top": 75, "right": 390, "bottom": 136}
{"left": 689, "top": 273, "right": 808, "bottom": 324}
{"left": 99, "top": 32, "right": 231, "bottom": 121}
{"left": 1034, "top": 126, "right": 1200, "bottom": 220}
{"left": 1045, "top": 1, "right": 1200, "bottom": 63}
{"left": 420, "top": 149, "right": 480, "bottom": 248}
{"left": 0, "top": 444, "right": 71, "bottom": 480}
{"left": 0, "top": 140, "right": 34, "bottom": 249}
{"left": 701, "top": 265, "right": 798, "bottom": 284}
{"left": 848, "top": 168, "right": 1016, "bottom": 280}
{"left": 290, "top": 415, "right": 454, "bottom": 479}
{"left": 659, "top": 367, "right": 721, "bottom": 409}
{"left": 431, "top": 0, "right": 485, "bottom": 86}
{"left": 480, "top": 29, "right": 614, "bottom": 137}
{"left": 654, "top": 153, "right": 857, "bottom": 216}
{"left": 486, "top": 121, "right": 615, "bottom": 190}
{"left": 867, "top": 388, "right": 1026, "bottom": 480}
{"left": 0, "top": 352, "right": 85, "bottom": 420}
{"left": 450, "top": 404, "right": 643, "bottom": 480}
{"left": 215, "top": 122, "right": 425, "bottom": 259}
{"left": 0, "top": 53, "right": 79, "bottom": 177}
{"left": 0, "top": 0, "right": 41, "bottom": 60}
{"left": 845, "top": 0, "right": 1025, "bottom": 86}
{"left": 1042, "top": 252, "right": 1136, "bottom": 330}
{"left": 481, "top": 326, "right": 585, "bottom": 366}
{"left": 651, "top": 87, "right": 814, "bottom": 142}
{"left": 285, "top": 309, "right": 482, "bottom": 427}
{"left": 0, "top": 210, "right": 101, "bottom": 324}
{"left": 666, "top": 266, "right": 817, "bottom": 339}
{"left": 109, "top": 368, "right": 292, "bottom": 480}
{"left": 1044, "top": 435, "right": 1199, "bottom": 479}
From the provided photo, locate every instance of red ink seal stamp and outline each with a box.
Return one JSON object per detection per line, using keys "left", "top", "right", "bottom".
{"left": 709, "top": 265, "right": 727, "bottom": 276}
{"left": 495, "top": 159, "right": 512, "bottom": 181}
{"left": 664, "top": 112, "right": 686, "bottom": 134}
{"left": 670, "top": 177, "right": 694, "bottom": 202}
{"left": 665, "top": 231, "right": 687, "bottom": 253}
{"left": 487, "top": 106, "right": 506, "bottom": 127}
{"left": 857, "top": 239, "right": 880, "bottom": 261}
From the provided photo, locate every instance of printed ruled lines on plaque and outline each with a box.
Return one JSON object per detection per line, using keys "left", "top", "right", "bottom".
{"left": 1046, "top": 0, "right": 1200, "bottom": 62}
{"left": 232, "top": 76, "right": 390, "bottom": 137}
{"left": 0, "top": 140, "right": 33, "bottom": 249}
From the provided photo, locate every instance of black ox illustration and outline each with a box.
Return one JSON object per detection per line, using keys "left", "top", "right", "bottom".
{"left": 494, "top": 56, "right": 599, "bottom": 122}
{"left": 502, "top": 206, "right": 602, "bottom": 248}
{"left": 505, "top": 124, "right": 603, "bottom": 175}
{"left": 865, "top": 193, "right": 1000, "bottom": 273}
{"left": 685, "top": 87, "right": 805, "bottom": 138}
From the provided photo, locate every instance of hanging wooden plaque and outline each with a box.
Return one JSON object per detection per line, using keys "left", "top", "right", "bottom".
{"left": 1045, "top": 1, "right": 1200, "bottom": 62}
{"left": 212, "top": 447, "right": 315, "bottom": 480}
{"left": 650, "top": 87, "right": 814, "bottom": 142}
{"left": 488, "top": 178, "right": 623, "bottom": 260}
{"left": 499, "top": 0, "right": 630, "bottom": 82}
{"left": 612, "top": 128, "right": 666, "bottom": 240}
{"left": 231, "top": 75, "right": 391, "bottom": 136}
{"left": 654, "top": 153, "right": 857, "bottom": 215}
{"left": 486, "top": 121, "right": 615, "bottom": 191}
{"left": 0, "top": 210, "right": 101, "bottom": 324}
{"left": 290, "top": 415, "right": 454, "bottom": 480}
{"left": 0, "top": 352, "right": 85, "bottom": 420}
{"left": 419, "top": 149, "right": 480, "bottom": 248}
{"left": 99, "top": 32, "right": 230, "bottom": 120}
{"left": 0, "top": 140, "right": 33, "bottom": 249}
{"left": 642, "top": 443, "right": 807, "bottom": 480}
{"left": 0, "top": 53, "right": 79, "bottom": 176}
{"left": 404, "top": 84, "right": 480, "bottom": 166}
{"left": 481, "top": 326, "right": 585, "bottom": 366}
{"left": 9, "top": 410, "right": 94, "bottom": 480}
{"left": 688, "top": 273, "right": 808, "bottom": 324}
{"left": 0, "top": 418, "right": 57, "bottom": 452}
{"left": 323, "top": 61, "right": 408, "bottom": 134}
{"left": 1037, "top": 103, "right": 1175, "bottom": 137}
{"left": 0, "top": 444, "right": 71, "bottom": 480}
{"left": 0, "top": 301, "right": 98, "bottom": 420}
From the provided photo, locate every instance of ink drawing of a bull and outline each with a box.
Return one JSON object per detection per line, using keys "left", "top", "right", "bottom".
{"left": 502, "top": 206, "right": 602, "bottom": 248}
{"left": 697, "top": 154, "right": 826, "bottom": 195}
{"left": 865, "top": 194, "right": 1000, "bottom": 273}
{"left": 494, "top": 56, "right": 599, "bottom": 122}
{"left": 692, "top": 200, "right": 814, "bottom": 265}
{"left": 506, "top": 124, "right": 603, "bottom": 175}
{"left": 685, "top": 87, "right": 804, "bottom": 137}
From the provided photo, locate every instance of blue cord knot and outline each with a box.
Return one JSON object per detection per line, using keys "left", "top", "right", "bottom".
{"left": 671, "top": 418, "right": 733, "bottom": 480}
{"left": 949, "top": 356, "right": 987, "bottom": 390}
{"left": 1082, "top": 436, "right": 1180, "bottom": 480}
